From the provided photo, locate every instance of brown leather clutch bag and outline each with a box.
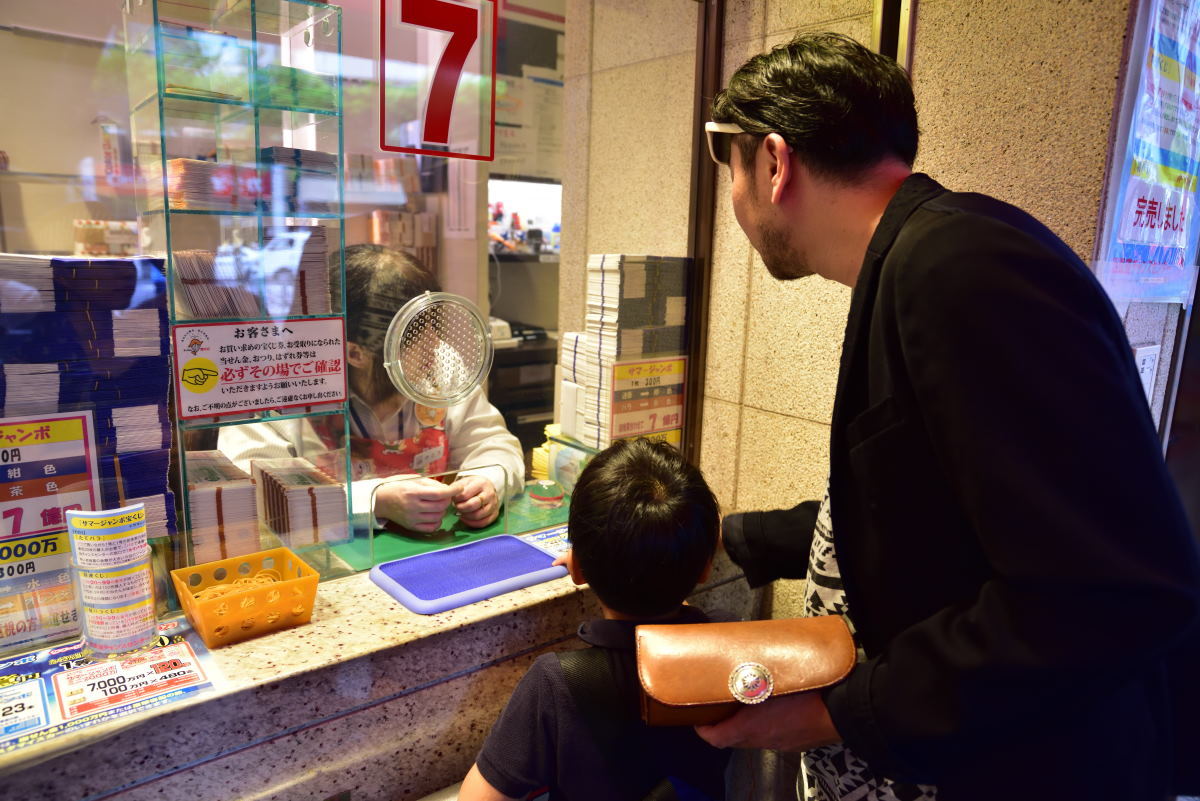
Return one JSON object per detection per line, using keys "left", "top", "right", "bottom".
{"left": 635, "top": 615, "right": 856, "bottom": 727}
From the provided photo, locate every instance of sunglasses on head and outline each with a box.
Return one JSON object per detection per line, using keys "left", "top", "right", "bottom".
{"left": 705, "top": 121, "right": 747, "bottom": 166}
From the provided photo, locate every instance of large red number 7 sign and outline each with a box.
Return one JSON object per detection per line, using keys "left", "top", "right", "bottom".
{"left": 380, "top": 0, "right": 497, "bottom": 161}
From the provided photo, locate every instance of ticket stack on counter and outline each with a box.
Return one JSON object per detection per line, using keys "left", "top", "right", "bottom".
{"left": 557, "top": 255, "right": 689, "bottom": 448}
{"left": 185, "top": 450, "right": 260, "bottom": 564}
{"left": 250, "top": 457, "right": 348, "bottom": 549}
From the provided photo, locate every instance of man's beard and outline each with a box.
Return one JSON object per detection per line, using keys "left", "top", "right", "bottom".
{"left": 758, "top": 221, "right": 813, "bottom": 281}
{"left": 350, "top": 354, "right": 397, "bottom": 405}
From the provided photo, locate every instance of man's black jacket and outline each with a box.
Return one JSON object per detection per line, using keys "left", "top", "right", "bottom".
{"left": 724, "top": 174, "right": 1200, "bottom": 800}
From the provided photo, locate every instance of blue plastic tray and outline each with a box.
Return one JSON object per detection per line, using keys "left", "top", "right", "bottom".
{"left": 369, "top": 534, "right": 568, "bottom": 614}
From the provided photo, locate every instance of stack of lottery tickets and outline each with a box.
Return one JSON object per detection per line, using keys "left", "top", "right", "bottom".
{"left": 186, "top": 451, "right": 259, "bottom": 565}
{"left": 265, "top": 225, "right": 332, "bottom": 317}
{"left": 250, "top": 457, "right": 348, "bottom": 548}
{"left": 0, "top": 253, "right": 176, "bottom": 529}
{"left": 557, "top": 255, "right": 691, "bottom": 449}
{"left": 259, "top": 148, "right": 338, "bottom": 216}
{"left": 174, "top": 249, "right": 261, "bottom": 320}
{"left": 152, "top": 158, "right": 257, "bottom": 212}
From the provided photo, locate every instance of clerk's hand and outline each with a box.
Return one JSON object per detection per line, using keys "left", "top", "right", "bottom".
{"left": 695, "top": 691, "right": 842, "bottom": 752}
{"left": 373, "top": 477, "right": 456, "bottom": 533}
{"left": 449, "top": 475, "right": 499, "bottom": 528}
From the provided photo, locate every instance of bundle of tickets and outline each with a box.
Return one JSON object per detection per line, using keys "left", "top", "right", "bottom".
{"left": 554, "top": 255, "right": 691, "bottom": 448}
{"left": 0, "top": 252, "right": 148, "bottom": 314}
{"left": 260, "top": 147, "right": 337, "bottom": 215}
{"left": 174, "top": 248, "right": 261, "bottom": 319}
{"left": 259, "top": 226, "right": 332, "bottom": 317}
{"left": 186, "top": 450, "right": 260, "bottom": 564}
{"left": 0, "top": 254, "right": 176, "bottom": 537}
{"left": 251, "top": 457, "right": 348, "bottom": 548}
{"left": 151, "top": 158, "right": 256, "bottom": 212}
{"left": 586, "top": 254, "right": 687, "bottom": 360}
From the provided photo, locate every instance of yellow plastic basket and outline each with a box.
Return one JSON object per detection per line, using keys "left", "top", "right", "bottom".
{"left": 170, "top": 547, "right": 319, "bottom": 648}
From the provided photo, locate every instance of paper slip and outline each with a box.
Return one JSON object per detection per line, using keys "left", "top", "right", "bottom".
{"left": 52, "top": 641, "right": 207, "bottom": 720}
{"left": 66, "top": 503, "right": 147, "bottom": 569}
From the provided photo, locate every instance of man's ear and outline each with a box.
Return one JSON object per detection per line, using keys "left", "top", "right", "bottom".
{"left": 764, "top": 132, "right": 794, "bottom": 206}
{"left": 697, "top": 557, "right": 714, "bottom": 585}
{"left": 346, "top": 341, "right": 372, "bottom": 369}
{"left": 561, "top": 549, "right": 587, "bottom": 586}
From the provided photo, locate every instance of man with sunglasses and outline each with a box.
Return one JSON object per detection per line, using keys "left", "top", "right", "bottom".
{"left": 698, "top": 32, "right": 1200, "bottom": 801}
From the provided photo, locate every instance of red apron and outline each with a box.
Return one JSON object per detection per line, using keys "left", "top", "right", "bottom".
{"left": 309, "top": 402, "right": 451, "bottom": 483}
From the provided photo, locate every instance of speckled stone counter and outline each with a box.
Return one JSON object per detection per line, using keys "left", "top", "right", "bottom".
{"left": 0, "top": 554, "right": 755, "bottom": 801}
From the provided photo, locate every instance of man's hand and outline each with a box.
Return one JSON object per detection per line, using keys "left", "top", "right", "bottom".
{"left": 449, "top": 475, "right": 499, "bottom": 528}
{"left": 373, "top": 477, "right": 456, "bottom": 533}
{"left": 695, "top": 691, "right": 842, "bottom": 752}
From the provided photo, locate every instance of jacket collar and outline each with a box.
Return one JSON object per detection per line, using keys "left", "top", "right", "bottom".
{"left": 833, "top": 173, "right": 948, "bottom": 416}
{"left": 577, "top": 605, "right": 709, "bottom": 651}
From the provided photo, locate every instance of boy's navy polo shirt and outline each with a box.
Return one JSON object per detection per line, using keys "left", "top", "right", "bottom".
{"left": 475, "top": 605, "right": 730, "bottom": 800}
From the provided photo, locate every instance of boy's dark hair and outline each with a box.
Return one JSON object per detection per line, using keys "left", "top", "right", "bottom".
{"left": 712, "top": 32, "right": 919, "bottom": 182}
{"left": 568, "top": 437, "right": 719, "bottom": 618}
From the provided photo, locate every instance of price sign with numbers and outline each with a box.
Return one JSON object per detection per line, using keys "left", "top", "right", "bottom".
{"left": 380, "top": 0, "right": 497, "bottom": 160}
{"left": 0, "top": 677, "right": 48, "bottom": 737}
{"left": 0, "top": 411, "right": 99, "bottom": 655}
{"left": 610, "top": 357, "right": 687, "bottom": 442}
{"left": 0, "top": 621, "right": 217, "bottom": 755}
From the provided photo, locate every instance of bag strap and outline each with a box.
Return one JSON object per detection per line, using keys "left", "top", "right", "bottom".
{"left": 556, "top": 648, "right": 679, "bottom": 801}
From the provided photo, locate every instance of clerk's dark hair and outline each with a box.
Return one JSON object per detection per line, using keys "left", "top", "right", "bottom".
{"left": 713, "top": 32, "right": 919, "bottom": 182}
{"left": 336, "top": 244, "right": 439, "bottom": 352}
{"left": 568, "top": 437, "right": 719, "bottom": 617}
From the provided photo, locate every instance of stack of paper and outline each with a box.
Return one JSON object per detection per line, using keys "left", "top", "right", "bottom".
{"left": 112, "top": 309, "right": 168, "bottom": 357}
{"left": 174, "top": 249, "right": 261, "bottom": 319}
{"left": 0, "top": 363, "right": 60, "bottom": 416}
{"left": 555, "top": 255, "right": 690, "bottom": 448}
{"left": 186, "top": 450, "right": 260, "bottom": 564}
{"left": 260, "top": 148, "right": 337, "bottom": 215}
{"left": 262, "top": 226, "right": 332, "bottom": 317}
{"left": 0, "top": 254, "right": 176, "bottom": 543}
{"left": 251, "top": 457, "right": 348, "bottom": 548}
{"left": 586, "top": 254, "right": 687, "bottom": 360}
{"left": 111, "top": 405, "right": 169, "bottom": 453}
{"left": 162, "top": 158, "right": 233, "bottom": 210}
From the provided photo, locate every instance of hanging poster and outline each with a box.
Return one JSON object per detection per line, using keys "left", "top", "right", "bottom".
{"left": 1096, "top": 0, "right": 1200, "bottom": 305}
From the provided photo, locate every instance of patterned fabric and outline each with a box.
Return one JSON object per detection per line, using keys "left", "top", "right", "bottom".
{"left": 800, "top": 486, "right": 937, "bottom": 801}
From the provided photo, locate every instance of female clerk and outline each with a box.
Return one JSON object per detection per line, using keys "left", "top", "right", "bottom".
{"left": 219, "top": 245, "right": 524, "bottom": 533}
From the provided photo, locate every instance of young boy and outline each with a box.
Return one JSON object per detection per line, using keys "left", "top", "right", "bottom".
{"left": 459, "top": 437, "right": 730, "bottom": 801}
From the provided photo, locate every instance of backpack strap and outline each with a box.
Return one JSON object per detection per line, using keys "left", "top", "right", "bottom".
{"left": 556, "top": 648, "right": 679, "bottom": 801}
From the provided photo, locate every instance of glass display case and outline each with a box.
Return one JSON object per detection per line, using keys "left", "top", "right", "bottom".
{"left": 122, "top": 0, "right": 363, "bottom": 580}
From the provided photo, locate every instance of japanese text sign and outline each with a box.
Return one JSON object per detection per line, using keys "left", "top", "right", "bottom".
{"left": 380, "top": 0, "right": 497, "bottom": 160}
{"left": 172, "top": 318, "right": 347, "bottom": 420}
